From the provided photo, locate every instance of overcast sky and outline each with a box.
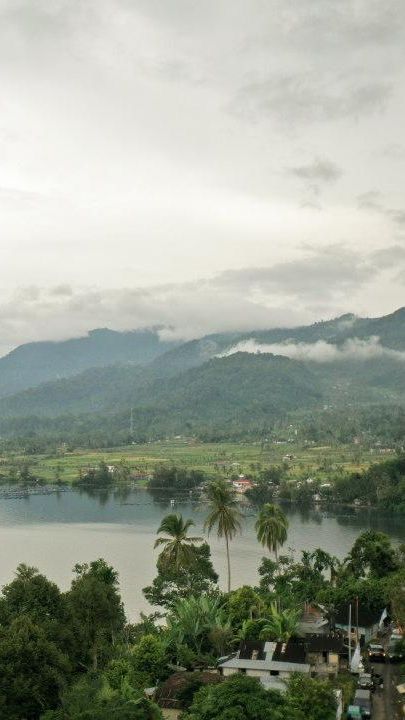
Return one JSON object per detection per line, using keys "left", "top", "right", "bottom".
{"left": 0, "top": 0, "right": 405, "bottom": 355}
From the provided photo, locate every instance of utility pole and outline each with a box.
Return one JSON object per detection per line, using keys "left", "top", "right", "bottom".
{"left": 129, "top": 408, "right": 134, "bottom": 437}
{"left": 348, "top": 603, "right": 352, "bottom": 666}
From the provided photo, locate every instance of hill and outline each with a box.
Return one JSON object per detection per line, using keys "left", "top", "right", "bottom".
{"left": 0, "top": 352, "right": 321, "bottom": 423}
{"left": 0, "top": 307, "right": 405, "bottom": 444}
{"left": 149, "top": 307, "right": 405, "bottom": 373}
{"left": 0, "top": 328, "right": 178, "bottom": 397}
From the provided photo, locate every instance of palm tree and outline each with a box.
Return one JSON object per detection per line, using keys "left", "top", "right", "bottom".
{"left": 204, "top": 479, "right": 243, "bottom": 593}
{"left": 154, "top": 513, "right": 202, "bottom": 570}
{"left": 259, "top": 603, "right": 300, "bottom": 643}
{"left": 255, "top": 503, "right": 288, "bottom": 561}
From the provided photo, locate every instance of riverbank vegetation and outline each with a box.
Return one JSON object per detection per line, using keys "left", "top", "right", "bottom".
{"left": 1, "top": 439, "right": 405, "bottom": 513}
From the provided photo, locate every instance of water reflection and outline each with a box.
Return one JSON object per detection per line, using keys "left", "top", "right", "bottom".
{"left": 0, "top": 485, "right": 404, "bottom": 618}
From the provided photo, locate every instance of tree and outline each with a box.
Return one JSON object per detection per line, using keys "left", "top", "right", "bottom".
{"left": 346, "top": 530, "right": 399, "bottom": 578}
{"left": 0, "top": 564, "right": 65, "bottom": 625}
{"left": 285, "top": 674, "right": 336, "bottom": 720}
{"left": 204, "top": 479, "right": 243, "bottom": 592}
{"left": 259, "top": 603, "right": 300, "bottom": 642}
{"left": 143, "top": 543, "right": 218, "bottom": 610}
{"left": 114, "top": 458, "right": 131, "bottom": 483}
{"left": 384, "top": 569, "right": 405, "bottom": 630}
{"left": 167, "top": 595, "right": 231, "bottom": 660}
{"left": 0, "top": 615, "right": 70, "bottom": 720}
{"left": 309, "top": 549, "right": 340, "bottom": 585}
{"left": 154, "top": 514, "right": 202, "bottom": 570}
{"left": 226, "top": 586, "right": 266, "bottom": 630}
{"left": 148, "top": 466, "right": 205, "bottom": 492}
{"left": 40, "top": 674, "right": 162, "bottom": 720}
{"left": 67, "top": 559, "right": 125, "bottom": 671}
{"left": 130, "top": 635, "right": 168, "bottom": 685}
{"left": 182, "top": 674, "right": 285, "bottom": 720}
{"left": 255, "top": 503, "right": 288, "bottom": 561}
{"left": 317, "top": 576, "right": 386, "bottom": 617}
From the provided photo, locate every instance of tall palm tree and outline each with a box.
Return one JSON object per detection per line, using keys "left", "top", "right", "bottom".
{"left": 154, "top": 513, "right": 202, "bottom": 570}
{"left": 204, "top": 479, "right": 243, "bottom": 593}
{"left": 255, "top": 503, "right": 288, "bottom": 561}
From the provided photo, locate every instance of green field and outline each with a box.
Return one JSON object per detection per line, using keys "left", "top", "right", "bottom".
{"left": 0, "top": 439, "right": 382, "bottom": 484}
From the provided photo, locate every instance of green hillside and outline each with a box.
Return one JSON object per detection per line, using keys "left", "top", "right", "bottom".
{"left": 0, "top": 328, "right": 178, "bottom": 397}
{"left": 0, "top": 352, "right": 320, "bottom": 422}
{"left": 0, "top": 308, "right": 405, "bottom": 444}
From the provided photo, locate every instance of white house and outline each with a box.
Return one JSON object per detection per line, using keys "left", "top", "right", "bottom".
{"left": 218, "top": 640, "right": 310, "bottom": 683}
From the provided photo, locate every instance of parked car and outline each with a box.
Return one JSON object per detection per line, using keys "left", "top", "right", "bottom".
{"left": 387, "top": 642, "right": 404, "bottom": 662}
{"left": 347, "top": 706, "right": 362, "bottom": 719}
{"left": 354, "top": 689, "right": 371, "bottom": 719}
{"left": 358, "top": 673, "right": 373, "bottom": 691}
{"left": 368, "top": 643, "right": 385, "bottom": 661}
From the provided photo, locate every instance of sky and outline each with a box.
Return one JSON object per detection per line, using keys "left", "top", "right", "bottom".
{"left": 0, "top": 0, "right": 405, "bottom": 355}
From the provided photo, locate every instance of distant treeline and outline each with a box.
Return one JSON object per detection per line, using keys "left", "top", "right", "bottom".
{"left": 1, "top": 402, "right": 405, "bottom": 453}
{"left": 274, "top": 455, "right": 405, "bottom": 514}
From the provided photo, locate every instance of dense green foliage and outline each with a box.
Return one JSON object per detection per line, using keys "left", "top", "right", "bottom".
{"left": 183, "top": 673, "right": 337, "bottom": 720}
{"left": 1, "top": 308, "right": 405, "bottom": 446}
{"left": 148, "top": 466, "right": 206, "bottom": 492}
{"left": 143, "top": 542, "right": 218, "bottom": 609}
{"left": 0, "top": 514, "right": 404, "bottom": 718}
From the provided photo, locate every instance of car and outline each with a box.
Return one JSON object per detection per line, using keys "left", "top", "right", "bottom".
{"left": 388, "top": 634, "right": 404, "bottom": 662}
{"left": 354, "top": 689, "right": 372, "bottom": 719}
{"left": 358, "top": 673, "right": 373, "bottom": 690}
{"left": 368, "top": 643, "right": 385, "bottom": 661}
{"left": 347, "top": 706, "right": 362, "bottom": 719}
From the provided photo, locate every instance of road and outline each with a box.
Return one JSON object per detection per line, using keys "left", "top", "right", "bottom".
{"left": 371, "top": 661, "right": 402, "bottom": 720}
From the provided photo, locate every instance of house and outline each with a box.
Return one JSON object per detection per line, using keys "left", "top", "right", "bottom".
{"left": 232, "top": 477, "right": 254, "bottom": 494}
{"left": 305, "top": 635, "right": 346, "bottom": 676}
{"left": 218, "top": 640, "right": 310, "bottom": 684}
{"left": 218, "top": 636, "right": 346, "bottom": 685}
{"left": 334, "top": 605, "right": 381, "bottom": 646}
{"left": 297, "top": 604, "right": 329, "bottom": 637}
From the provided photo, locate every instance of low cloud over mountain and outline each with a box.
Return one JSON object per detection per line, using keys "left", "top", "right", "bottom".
{"left": 219, "top": 336, "right": 405, "bottom": 363}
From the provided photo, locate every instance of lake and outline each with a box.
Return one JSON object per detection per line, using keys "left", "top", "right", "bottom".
{"left": 0, "top": 486, "right": 404, "bottom": 619}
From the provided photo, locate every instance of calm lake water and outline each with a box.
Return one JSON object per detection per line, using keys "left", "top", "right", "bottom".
{"left": 0, "top": 487, "right": 404, "bottom": 619}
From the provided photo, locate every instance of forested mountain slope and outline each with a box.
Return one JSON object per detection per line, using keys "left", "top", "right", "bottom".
{"left": 0, "top": 328, "right": 178, "bottom": 397}
{"left": 0, "top": 308, "right": 404, "bottom": 442}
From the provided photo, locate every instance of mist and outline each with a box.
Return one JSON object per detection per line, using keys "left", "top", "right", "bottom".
{"left": 219, "top": 336, "right": 405, "bottom": 363}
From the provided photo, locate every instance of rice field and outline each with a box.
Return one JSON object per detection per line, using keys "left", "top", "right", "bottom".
{"left": 0, "top": 438, "right": 382, "bottom": 484}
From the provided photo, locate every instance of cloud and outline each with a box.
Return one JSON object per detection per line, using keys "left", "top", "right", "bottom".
{"left": 0, "top": 241, "right": 403, "bottom": 356}
{"left": 289, "top": 158, "right": 342, "bottom": 183}
{"left": 217, "top": 244, "right": 377, "bottom": 302}
{"left": 371, "top": 245, "right": 405, "bottom": 268}
{"left": 0, "top": 0, "right": 404, "bottom": 349}
{"left": 219, "top": 336, "right": 405, "bottom": 363}
{"left": 232, "top": 74, "right": 392, "bottom": 126}
{"left": 357, "top": 192, "right": 405, "bottom": 228}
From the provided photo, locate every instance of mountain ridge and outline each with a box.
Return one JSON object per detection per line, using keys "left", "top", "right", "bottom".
{"left": 0, "top": 307, "right": 404, "bottom": 442}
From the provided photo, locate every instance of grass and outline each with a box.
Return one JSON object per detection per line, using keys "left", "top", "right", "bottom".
{"left": 0, "top": 438, "right": 381, "bottom": 484}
